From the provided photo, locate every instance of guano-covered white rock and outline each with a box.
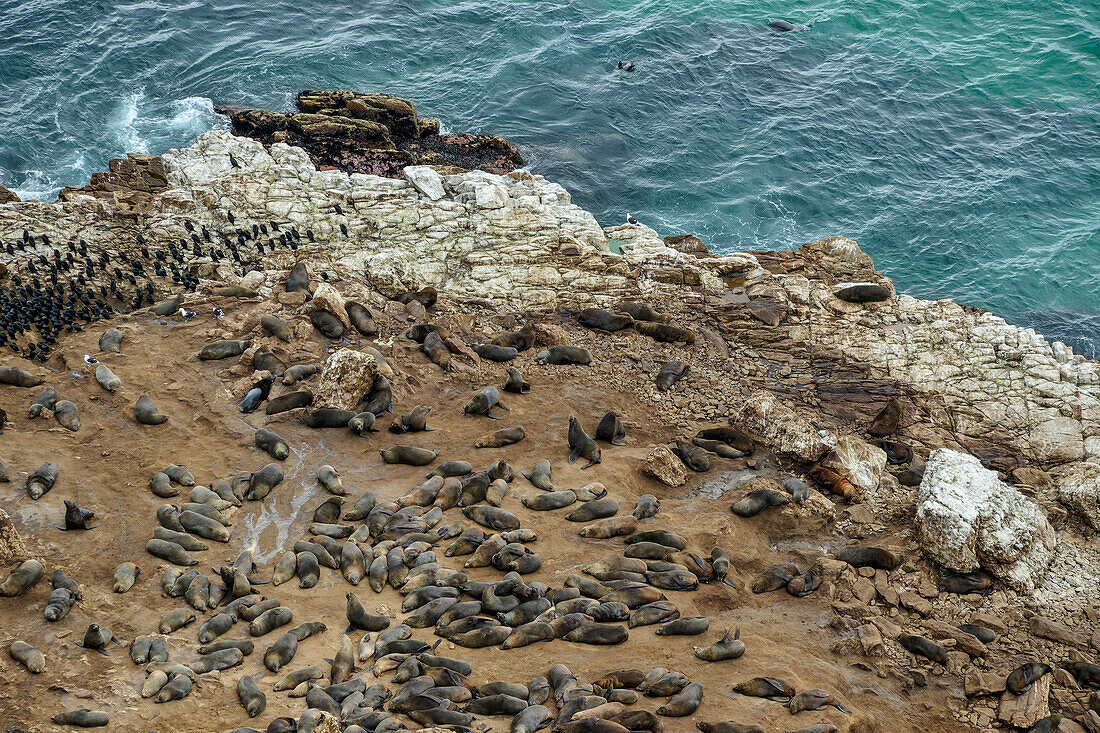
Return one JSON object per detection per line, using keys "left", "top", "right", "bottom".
{"left": 916, "top": 449, "right": 1057, "bottom": 592}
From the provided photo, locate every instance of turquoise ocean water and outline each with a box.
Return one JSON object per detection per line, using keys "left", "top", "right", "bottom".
{"left": 1, "top": 1, "right": 1097, "bottom": 352}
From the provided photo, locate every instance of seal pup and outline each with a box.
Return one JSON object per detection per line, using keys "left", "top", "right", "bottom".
{"left": 898, "top": 634, "right": 948, "bottom": 666}
{"left": 656, "top": 361, "right": 689, "bottom": 391}
{"left": 697, "top": 724, "right": 763, "bottom": 733}
{"left": 390, "top": 404, "right": 433, "bottom": 434}
{"left": 261, "top": 314, "right": 291, "bottom": 342}
{"left": 54, "top": 400, "right": 80, "bottom": 431}
{"left": 94, "top": 364, "right": 121, "bottom": 392}
{"left": 868, "top": 397, "right": 902, "bottom": 436}
{"left": 578, "top": 308, "right": 634, "bottom": 332}
{"left": 27, "top": 386, "right": 57, "bottom": 418}
{"left": 240, "top": 375, "right": 275, "bottom": 413}
{"left": 1006, "top": 662, "right": 1052, "bottom": 695}
{"left": 523, "top": 459, "right": 554, "bottom": 490}
{"left": 595, "top": 411, "right": 626, "bottom": 445}
{"left": 731, "top": 489, "right": 789, "bottom": 517}
{"left": 51, "top": 710, "right": 110, "bottom": 727}
{"left": 25, "top": 462, "right": 57, "bottom": 500}
{"left": 77, "top": 623, "right": 119, "bottom": 655}
{"left": 59, "top": 500, "right": 96, "bottom": 530}
{"left": 476, "top": 426, "right": 526, "bottom": 448}
{"left": 568, "top": 416, "right": 602, "bottom": 469}
{"left": 135, "top": 394, "right": 168, "bottom": 424}
{"left": 537, "top": 345, "right": 592, "bottom": 365}
{"left": 380, "top": 446, "right": 439, "bottom": 466}
{"left": 9, "top": 641, "right": 46, "bottom": 673}
{"left": 674, "top": 440, "right": 710, "bottom": 471}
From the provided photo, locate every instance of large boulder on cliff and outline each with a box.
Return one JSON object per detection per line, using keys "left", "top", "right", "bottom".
{"left": 915, "top": 449, "right": 1057, "bottom": 591}
{"left": 731, "top": 390, "right": 836, "bottom": 463}
{"left": 1053, "top": 461, "right": 1100, "bottom": 530}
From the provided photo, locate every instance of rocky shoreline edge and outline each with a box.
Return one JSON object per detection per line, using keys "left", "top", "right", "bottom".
{"left": 0, "top": 91, "right": 1099, "bottom": 732}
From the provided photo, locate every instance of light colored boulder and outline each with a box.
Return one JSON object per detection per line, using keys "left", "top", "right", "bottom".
{"left": 820, "top": 435, "right": 887, "bottom": 499}
{"left": 310, "top": 283, "right": 351, "bottom": 330}
{"left": 916, "top": 449, "right": 1057, "bottom": 591}
{"left": 1054, "top": 461, "right": 1100, "bottom": 529}
{"left": 364, "top": 249, "right": 422, "bottom": 298}
{"left": 730, "top": 390, "right": 836, "bottom": 462}
{"left": 474, "top": 182, "right": 508, "bottom": 209}
{"left": 312, "top": 349, "right": 377, "bottom": 411}
{"left": 642, "top": 444, "right": 687, "bottom": 487}
{"left": 0, "top": 508, "right": 29, "bottom": 564}
{"left": 1029, "top": 415, "right": 1084, "bottom": 463}
{"left": 403, "top": 166, "right": 446, "bottom": 201}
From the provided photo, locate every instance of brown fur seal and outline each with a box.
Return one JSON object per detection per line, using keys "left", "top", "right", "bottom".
{"left": 877, "top": 439, "right": 913, "bottom": 464}
{"left": 697, "top": 724, "right": 762, "bottom": 733}
{"left": 694, "top": 628, "right": 745, "bottom": 661}
{"left": 1006, "top": 662, "right": 1052, "bottom": 694}
{"left": 9, "top": 640, "right": 46, "bottom": 673}
{"left": 60, "top": 500, "right": 96, "bottom": 530}
{"left": 464, "top": 386, "right": 508, "bottom": 418}
{"left": 99, "top": 328, "right": 123, "bottom": 353}
{"left": 473, "top": 343, "right": 518, "bottom": 362}
{"left": 145, "top": 539, "right": 197, "bottom": 566}
{"left": 476, "top": 426, "right": 526, "bottom": 448}
{"left": 616, "top": 302, "right": 667, "bottom": 322}
{"left": 836, "top": 545, "right": 901, "bottom": 570}
{"left": 566, "top": 498, "right": 618, "bottom": 522}
{"left": 54, "top": 400, "right": 80, "bottom": 431}
{"left": 503, "top": 367, "right": 531, "bottom": 393}
{"left": 595, "top": 411, "right": 626, "bottom": 445}
{"left": 0, "top": 365, "right": 43, "bottom": 387}
{"left": 808, "top": 465, "right": 856, "bottom": 500}
{"left": 656, "top": 360, "right": 689, "bottom": 391}
{"left": 255, "top": 428, "right": 290, "bottom": 460}
{"left": 390, "top": 404, "right": 433, "bottom": 434}
{"left": 260, "top": 314, "right": 292, "bottom": 342}
{"left": 752, "top": 565, "right": 795, "bottom": 594}
{"left": 731, "top": 488, "right": 790, "bottom": 517}
{"left": 786, "top": 564, "right": 823, "bottom": 597}
{"left": 199, "top": 339, "right": 250, "bottom": 360}
{"left": 693, "top": 437, "right": 746, "bottom": 459}
{"left": 310, "top": 308, "right": 344, "bottom": 339}
{"left": 631, "top": 495, "right": 660, "bottom": 520}
{"left": 673, "top": 440, "right": 710, "bottom": 471}
{"left": 246, "top": 463, "right": 285, "bottom": 500}
{"left": 656, "top": 616, "right": 709, "bottom": 635}
{"left": 253, "top": 348, "right": 287, "bottom": 375}
{"left": 939, "top": 571, "right": 993, "bottom": 595}
{"left": 302, "top": 407, "right": 356, "bottom": 428}
{"left": 282, "top": 363, "right": 319, "bottom": 384}
{"left": 51, "top": 710, "right": 109, "bottom": 727}
{"left": 346, "top": 301, "right": 378, "bottom": 336}
{"left": 898, "top": 634, "right": 948, "bottom": 666}
{"left": 266, "top": 390, "right": 313, "bottom": 414}
{"left": 523, "top": 459, "right": 554, "bottom": 489}
{"left": 135, "top": 394, "right": 168, "bottom": 425}
{"left": 580, "top": 516, "right": 637, "bottom": 538}
{"left": 1, "top": 559, "right": 45, "bottom": 597}
{"left": 492, "top": 322, "right": 536, "bottom": 351}
{"left": 787, "top": 689, "right": 850, "bottom": 714}
{"left": 568, "top": 416, "right": 602, "bottom": 469}
{"left": 564, "top": 623, "right": 629, "bottom": 645}
{"left": 635, "top": 321, "right": 695, "bottom": 344}
{"left": 380, "top": 445, "right": 439, "bottom": 466}
{"left": 732, "top": 676, "right": 794, "bottom": 700}
{"left": 656, "top": 681, "right": 703, "bottom": 716}
{"left": 868, "top": 397, "right": 902, "bottom": 436}
{"left": 578, "top": 308, "right": 634, "bottom": 332}
{"left": 537, "top": 345, "right": 592, "bottom": 365}
{"left": 95, "top": 364, "right": 121, "bottom": 392}
{"left": 237, "top": 674, "right": 267, "bottom": 717}
{"left": 28, "top": 386, "right": 57, "bottom": 418}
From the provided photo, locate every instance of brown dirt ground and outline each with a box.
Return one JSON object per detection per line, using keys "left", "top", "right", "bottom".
{"left": 0, "top": 290, "right": 967, "bottom": 733}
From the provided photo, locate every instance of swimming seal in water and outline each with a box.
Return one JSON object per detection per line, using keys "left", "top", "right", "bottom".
{"left": 380, "top": 445, "right": 439, "bottom": 466}
{"left": 60, "top": 500, "right": 96, "bottom": 530}
{"left": 595, "top": 411, "right": 626, "bottom": 445}
{"left": 255, "top": 428, "right": 290, "bottom": 460}
{"left": 568, "top": 416, "right": 602, "bottom": 469}
{"left": 868, "top": 397, "right": 902, "bottom": 436}
{"left": 99, "top": 328, "right": 123, "bottom": 353}
{"left": 266, "top": 390, "right": 313, "bottom": 414}
{"left": 503, "top": 367, "right": 532, "bottom": 394}
{"left": 54, "top": 400, "right": 80, "bottom": 431}
{"left": 135, "top": 394, "right": 168, "bottom": 425}
{"left": 94, "top": 364, "right": 121, "bottom": 392}
{"left": 1006, "top": 662, "right": 1052, "bottom": 695}
{"left": 475, "top": 425, "right": 526, "bottom": 448}
{"left": 537, "top": 345, "right": 592, "bottom": 365}
{"left": 657, "top": 681, "right": 703, "bottom": 716}
{"left": 199, "top": 339, "right": 250, "bottom": 360}
{"left": 390, "top": 404, "right": 433, "bottom": 434}
{"left": 767, "top": 18, "right": 807, "bottom": 31}
{"left": 787, "top": 689, "right": 850, "bottom": 714}
{"left": 464, "top": 386, "right": 508, "bottom": 418}
{"left": 578, "top": 308, "right": 634, "bottom": 332}
{"left": 731, "top": 488, "right": 789, "bottom": 517}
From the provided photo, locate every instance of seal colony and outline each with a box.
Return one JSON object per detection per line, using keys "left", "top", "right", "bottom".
{"left": 1, "top": 93, "right": 1099, "bottom": 733}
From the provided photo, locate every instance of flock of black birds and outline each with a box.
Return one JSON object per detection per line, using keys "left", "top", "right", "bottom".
{"left": 0, "top": 206, "right": 346, "bottom": 362}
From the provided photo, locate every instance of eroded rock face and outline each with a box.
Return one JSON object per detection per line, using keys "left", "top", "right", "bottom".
{"left": 916, "top": 449, "right": 1057, "bottom": 591}
{"left": 731, "top": 390, "right": 837, "bottom": 463}
{"left": 312, "top": 349, "right": 377, "bottom": 411}
{"left": 1054, "top": 461, "right": 1100, "bottom": 530}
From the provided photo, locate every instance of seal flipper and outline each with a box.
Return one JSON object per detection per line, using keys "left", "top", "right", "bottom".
{"left": 96, "top": 648, "right": 111, "bottom": 657}
{"left": 581, "top": 458, "right": 600, "bottom": 470}
{"left": 611, "top": 438, "right": 626, "bottom": 446}
{"left": 568, "top": 449, "right": 580, "bottom": 465}
{"left": 497, "top": 400, "right": 510, "bottom": 411}
{"left": 485, "top": 408, "right": 501, "bottom": 420}
{"left": 833, "top": 701, "right": 852, "bottom": 713}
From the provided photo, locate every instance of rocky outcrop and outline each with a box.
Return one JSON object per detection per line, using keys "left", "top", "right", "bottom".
{"left": 1053, "top": 461, "right": 1100, "bottom": 530}
{"left": 641, "top": 444, "right": 687, "bottom": 487}
{"left": 731, "top": 389, "right": 836, "bottom": 463}
{"left": 221, "top": 90, "right": 524, "bottom": 178}
{"left": 0, "top": 508, "right": 28, "bottom": 564}
{"left": 915, "top": 449, "right": 1057, "bottom": 591}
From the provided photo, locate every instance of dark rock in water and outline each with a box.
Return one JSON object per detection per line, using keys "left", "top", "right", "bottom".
{"left": 836, "top": 283, "right": 892, "bottom": 303}
{"left": 219, "top": 90, "right": 524, "bottom": 178}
